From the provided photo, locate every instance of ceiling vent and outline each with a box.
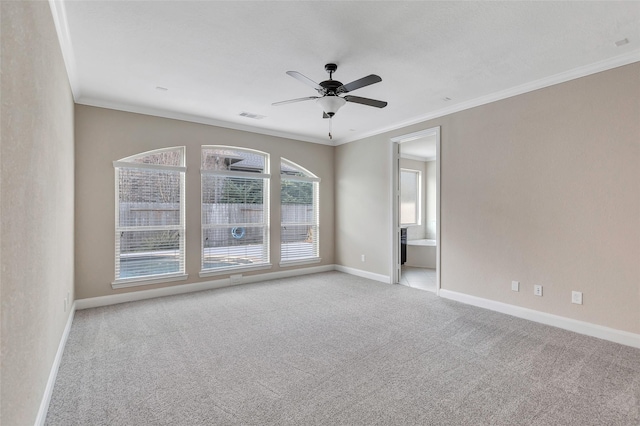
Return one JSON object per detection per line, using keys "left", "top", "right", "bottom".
{"left": 239, "top": 112, "right": 266, "bottom": 120}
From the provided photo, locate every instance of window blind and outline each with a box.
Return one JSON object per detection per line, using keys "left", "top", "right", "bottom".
{"left": 280, "top": 159, "right": 320, "bottom": 263}
{"left": 201, "top": 146, "right": 270, "bottom": 272}
{"left": 114, "top": 147, "right": 185, "bottom": 282}
{"left": 400, "top": 169, "right": 420, "bottom": 226}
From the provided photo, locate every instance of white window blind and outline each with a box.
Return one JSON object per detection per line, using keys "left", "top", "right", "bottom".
{"left": 400, "top": 168, "right": 421, "bottom": 226}
{"left": 113, "top": 147, "right": 186, "bottom": 283}
{"left": 280, "top": 158, "right": 320, "bottom": 264}
{"left": 201, "top": 146, "right": 270, "bottom": 273}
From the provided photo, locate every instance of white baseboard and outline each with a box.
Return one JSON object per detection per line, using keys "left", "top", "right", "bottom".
{"left": 35, "top": 302, "right": 76, "bottom": 426}
{"left": 76, "top": 264, "right": 336, "bottom": 310}
{"left": 334, "top": 265, "right": 391, "bottom": 284}
{"left": 439, "top": 289, "right": 640, "bottom": 349}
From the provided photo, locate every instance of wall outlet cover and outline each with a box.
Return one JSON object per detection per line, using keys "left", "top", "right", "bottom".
{"left": 572, "top": 291, "right": 583, "bottom": 305}
{"left": 511, "top": 281, "right": 519, "bottom": 292}
{"left": 534, "top": 285, "right": 543, "bottom": 297}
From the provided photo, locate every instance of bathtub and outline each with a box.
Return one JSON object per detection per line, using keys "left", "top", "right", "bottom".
{"left": 406, "top": 239, "right": 437, "bottom": 268}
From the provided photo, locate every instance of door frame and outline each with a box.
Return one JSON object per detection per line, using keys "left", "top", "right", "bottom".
{"left": 389, "top": 126, "right": 441, "bottom": 294}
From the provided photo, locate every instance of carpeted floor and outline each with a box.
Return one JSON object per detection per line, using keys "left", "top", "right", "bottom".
{"left": 46, "top": 271, "right": 640, "bottom": 425}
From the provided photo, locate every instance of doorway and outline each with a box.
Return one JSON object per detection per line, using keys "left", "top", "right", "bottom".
{"left": 390, "top": 127, "right": 441, "bottom": 294}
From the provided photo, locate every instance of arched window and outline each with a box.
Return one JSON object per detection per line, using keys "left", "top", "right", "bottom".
{"left": 280, "top": 158, "right": 320, "bottom": 265}
{"left": 201, "top": 146, "right": 271, "bottom": 275}
{"left": 113, "top": 147, "right": 186, "bottom": 287}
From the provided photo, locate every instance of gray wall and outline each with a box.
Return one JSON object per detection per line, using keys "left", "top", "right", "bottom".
{"left": 336, "top": 63, "right": 640, "bottom": 334}
{"left": 1, "top": 2, "right": 75, "bottom": 424}
{"left": 75, "top": 105, "right": 335, "bottom": 299}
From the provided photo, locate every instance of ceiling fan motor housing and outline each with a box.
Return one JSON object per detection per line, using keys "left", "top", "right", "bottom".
{"left": 319, "top": 80, "right": 343, "bottom": 95}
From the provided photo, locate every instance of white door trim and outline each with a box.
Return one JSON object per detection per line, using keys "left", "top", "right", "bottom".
{"left": 390, "top": 127, "right": 441, "bottom": 293}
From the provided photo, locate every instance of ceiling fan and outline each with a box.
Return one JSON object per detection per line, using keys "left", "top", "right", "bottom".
{"left": 272, "top": 63, "right": 387, "bottom": 119}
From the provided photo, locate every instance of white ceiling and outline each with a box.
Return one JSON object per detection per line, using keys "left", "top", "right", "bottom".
{"left": 52, "top": 1, "right": 640, "bottom": 145}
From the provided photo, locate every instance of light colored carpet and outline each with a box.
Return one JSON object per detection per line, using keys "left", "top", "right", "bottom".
{"left": 46, "top": 272, "right": 640, "bottom": 425}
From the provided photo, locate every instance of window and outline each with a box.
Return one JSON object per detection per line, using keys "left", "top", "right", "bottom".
{"left": 400, "top": 168, "right": 421, "bottom": 226}
{"left": 280, "top": 158, "right": 320, "bottom": 265}
{"left": 113, "top": 147, "right": 186, "bottom": 287}
{"left": 201, "top": 146, "right": 270, "bottom": 275}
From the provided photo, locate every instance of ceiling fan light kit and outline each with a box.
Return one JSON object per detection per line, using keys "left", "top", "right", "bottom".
{"left": 273, "top": 63, "right": 387, "bottom": 139}
{"left": 316, "top": 96, "right": 346, "bottom": 117}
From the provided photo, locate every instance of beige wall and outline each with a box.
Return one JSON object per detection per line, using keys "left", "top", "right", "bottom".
{"left": 75, "top": 105, "right": 335, "bottom": 299}
{"left": 335, "top": 137, "right": 391, "bottom": 277}
{"left": 1, "top": 2, "right": 75, "bottom": 425}
{"left": 336, "top": 63, "right": 640, "bottom": 334}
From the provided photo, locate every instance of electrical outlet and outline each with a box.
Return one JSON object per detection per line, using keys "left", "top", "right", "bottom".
{"left": 230, "top": 274, "right": 243, "bottom": 284}
{"left": 511, "top": 281, "right": 519, "bottom": 292}
{"left": 534, "top": 285, "right": 543, "bottom": 297}
{"left": 361, "top": 254, "right": 366, "bottom": 262}
{"left": 571, "top": 291, "right": 583, "bottom": 305}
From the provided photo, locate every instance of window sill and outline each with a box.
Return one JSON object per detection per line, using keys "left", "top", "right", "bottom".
{"left": 199, "top": 263, "right": 272, "bottom": 278}
{"left": 279, "top": 257, "right": 322, "bottom": 268}
{"left": 112, "top": 273, "right": 188, "bottom": 289}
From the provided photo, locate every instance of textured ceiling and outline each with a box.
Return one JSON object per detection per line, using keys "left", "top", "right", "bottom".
{"left": 53, "top": 1, "right": 640, "bottom": 145}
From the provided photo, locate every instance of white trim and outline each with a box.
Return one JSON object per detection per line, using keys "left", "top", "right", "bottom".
{"left": 48, "top": 0, "right": 80, "bottom": 99}
{"left": 281, "top": 175, "right": 321, "bottom": 183}
{"left": 334, "top": 265, "right": 390, "bottom": 284}
{"left": 35, "top": 302, "right": 76, "bottom": 426}
{"left": 203, "top": 222, "right": 266, "bottom": 229}
{"left": 390, "top": 127, "right": 439, "bottom": 143}
{"left": 77, "top": 264, "right": 335, "bottom": 310}
{"left": 401, "top": 153, "right": 435, "bottom": 162}
{"left": 337, "top": 51, "right": 640, "bottom": 145}
{"left": 439, "top": 290, "right": 640, "bottom": 349}
{"left": 279, "top": 257, "right": 321, "bottom": 268}
{"left": 390, "top": 141, "right": 401, "bottom": 284}
{"left": 77, "top": 97, "right": 334, "bottom": 146}
{"left": 280, "top": 158, "right": 320, "bottom": 179}
{"left": 113, "top": 161, "right": 186, "bottom": 172}
{"left": 199, "top": 263, "right": 272, "bottom": 278}
{"left": 112, "top": 273, "right": 188, "bottom": 289}
{"left": 118, "top": 146, "right": 186, "bottom": 164}
{"left": 201, "top": 169, "right": 270, "bottom": 179}
{"left": 434, "top": 127, "right": 441, "bottom": 295}
{"left": 390, "top": 127, "right": 441, "bottom": 292}
{"left": 117, "top": 225, "right": 183, "bottom": 232}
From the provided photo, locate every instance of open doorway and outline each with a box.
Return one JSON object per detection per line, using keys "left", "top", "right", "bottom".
{"left": 390, "top": 127, "right": 441, "bottom": 294}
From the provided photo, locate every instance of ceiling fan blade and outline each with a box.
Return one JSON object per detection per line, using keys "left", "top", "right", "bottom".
{"left": 345, "top": 95, "right": 387, "bottom": 108}
{"left": 338, "top": 74, "right": 382, "bottom": 93}
{"left": 286, "top": 71, "right": 323, "bottom": 92}
{"left": 272, "top": 96, "right": 318, "bottom": 106}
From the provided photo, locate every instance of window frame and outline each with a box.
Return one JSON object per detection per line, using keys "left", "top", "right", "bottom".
{"left": 112, "top": 146, "right": 187, "bottom": 288}
{"left": 280, "top": 158, "right": 321, "bottom": 267}
{"left": 199, "top": 146, "right": 271, "bottom": 277}
{"left": 400, "top": 168, "right": 421, "bottom": 227}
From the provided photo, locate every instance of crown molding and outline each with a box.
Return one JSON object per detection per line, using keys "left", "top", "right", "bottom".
{"left": 76, "top": 97, "right": 334, "bottom": 146}
{"left": 49, "top": 0, "right": 80, "bottom": 100}
{"left": 335, "top": 49, "right": 640, "bottom": 145}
